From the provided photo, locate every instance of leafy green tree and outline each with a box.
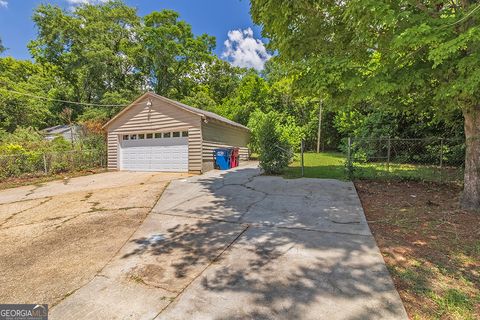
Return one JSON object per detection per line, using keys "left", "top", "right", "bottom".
{"left": 181, "top": 87, "right": 218, "bottom": 112}
{"left": 179, "top": 58, "right": 247, "bottom": 113}
{"left": 0, "top": 58, "right": 58, "bottom": 131}
{"left": 140, "top": 9, "right": 216, "bottom": 98}
{"left": 251, "top": 0, "right": 480, "bottom": 209}
{"left": 0, "top": 37, "right": 5, "bottom": 53}
{"left": 29, "top": 1, "right": 142, "bottom": 110}
{"left": 200, "top": 59, "right": 246, "bottom": 104}
{"left": 220, "top": 70, "right": 271, "bottom": 124}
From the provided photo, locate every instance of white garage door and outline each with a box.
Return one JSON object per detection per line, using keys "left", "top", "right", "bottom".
{"left": 119, "top": 131, "right": 189, "bottom": 172}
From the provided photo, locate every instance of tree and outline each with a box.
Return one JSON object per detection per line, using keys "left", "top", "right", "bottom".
{"left": 220, "top": 70, "right": 271, "bottom": 124}
{"left": 140, "top": 9, "right": 216, "bottom": 98}
{"left": 29, "top": 1, "right": 142, "bottom": 109}
{"left": 251, "top": 0, "right": 480, "bottom": 210}
{"left": 0, "top": 57, "right": 58, "bottom": 131}
{"left": 0, "top": 37, "right": 5, "bottom": 54}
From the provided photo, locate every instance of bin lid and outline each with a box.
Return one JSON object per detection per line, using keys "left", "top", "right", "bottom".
{"left": 214, "top": 148, "right": 230, "bottom": 156}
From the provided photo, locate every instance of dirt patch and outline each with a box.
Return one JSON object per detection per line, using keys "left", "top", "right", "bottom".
{"left": 0, "top": 168, "right": 107, "bottom": 191}
{"left": 0, "top": 173, "right": 176, "bottom": 306}
{"left": 355, "top": 180, "right": 480, "bottom": 319}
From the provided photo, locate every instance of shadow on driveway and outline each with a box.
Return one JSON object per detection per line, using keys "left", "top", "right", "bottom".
{"left": 123, "top": 166, "right": 408, "bottom": 320}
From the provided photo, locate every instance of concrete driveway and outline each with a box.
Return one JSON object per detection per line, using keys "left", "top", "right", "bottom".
{"left": 0, "top": 171, "right": 186, "bottom": 307}
{"left": 51, "top": 163, "right": 407, "bottom": 319}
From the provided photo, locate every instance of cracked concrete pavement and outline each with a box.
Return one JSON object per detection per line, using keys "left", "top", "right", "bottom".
{"left": 0, "top": 171, "right": 186, "bottom": 307}
{"left": 50, "top": 163, "right": 407, "bottom": 320}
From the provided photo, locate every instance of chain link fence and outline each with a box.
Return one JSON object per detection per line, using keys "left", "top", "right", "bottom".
{"left": 0, "top": 149, "right": 107, "bottom": 180}
{"left": 346, "top": 137, "right": 465, "bottom": 183}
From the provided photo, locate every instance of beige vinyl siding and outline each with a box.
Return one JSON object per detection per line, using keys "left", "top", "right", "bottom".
{"left": 187, "top": 127, "right": 202, "bottom": 173}
{"left": 106, "top": 96, "right": 203, "bottom": 170}
{"left": 202, "top": 141, "right": 249, "bottom": 160}
{"left": 202, "top": 120, "right": 249, "bottom": 147}
{"left": 201, "top": 119, "right": 250, "bottom": 172}
{"left": 107, "top": 133, "right": 118, "bottom": 170}
{"left": 202, "top": 141, "right": 249, "bottom": 172}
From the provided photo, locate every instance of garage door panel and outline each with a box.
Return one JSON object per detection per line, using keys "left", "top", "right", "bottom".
{"left": 120, "top": 137, "right": 188, "bottom": 172}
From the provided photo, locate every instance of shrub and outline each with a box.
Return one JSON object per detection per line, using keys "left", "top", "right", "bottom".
{"left": 248, "top": 109, "right": 304, "bottom": 154}
{"left": 258, "top": 116, "right": 293, "bottom": 174}
{"left": 0, "top": 143, "right": 43, "bottom": 178}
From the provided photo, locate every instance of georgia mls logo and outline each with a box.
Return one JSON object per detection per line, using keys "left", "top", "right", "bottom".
{"left": 31, "top": 305, "right": 47, "bottom": 318}
{"left": 0, "top": 304, "right": 48, "bottom": 320}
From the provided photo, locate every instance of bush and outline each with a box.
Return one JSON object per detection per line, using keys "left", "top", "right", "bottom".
{"left": 258, "top": 116, "right": 293, "bottom": 174}
{"left": 0, "top": 143, "right": 43, "bottom": 178}
{"left": 0, "top": 126, "right": 107, "bottom": 179}
{"left": 248, "top": 109, "right": 304, "bottom": 154}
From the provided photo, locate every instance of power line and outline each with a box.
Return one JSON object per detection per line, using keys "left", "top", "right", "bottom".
{"left": 445, "top": 3, "right": 480, "bottom": 27}
{"left": 0, "top": 88, "right": 132, "bottom": 107}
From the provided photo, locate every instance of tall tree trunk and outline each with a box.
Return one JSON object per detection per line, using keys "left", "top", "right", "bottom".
{"left": 462, "top": 106, "right": 480, "bottom": 211}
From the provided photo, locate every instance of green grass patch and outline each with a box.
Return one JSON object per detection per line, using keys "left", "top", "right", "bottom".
{"left": 282, "top": 152, "right": 463, "bottom": 182}
{"left": 282, "top": 152, "right": 348, "bottom": 180}
{"left": 430, "top": 289, "right": 476, "bottom": 320}
{"left": 352, "top": 162, "right": 463, "bottom": 183}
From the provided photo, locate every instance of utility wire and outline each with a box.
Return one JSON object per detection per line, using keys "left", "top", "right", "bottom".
{"left": 445, "top": 3, "right": 480, "bottom": 27}
{"left": 0, "top": 87, "right": 133, "bottom": 107}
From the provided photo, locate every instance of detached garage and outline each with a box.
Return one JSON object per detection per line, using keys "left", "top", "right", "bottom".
{"left": 103, "top": 92, "right": 250, "bottom": 173}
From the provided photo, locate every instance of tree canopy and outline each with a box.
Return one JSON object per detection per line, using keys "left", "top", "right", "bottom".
{"left": 0, "top": 0, "right": 473, "bottom": 206}
{"left": 250, "top": 0, "right": 480, "bottom": 209}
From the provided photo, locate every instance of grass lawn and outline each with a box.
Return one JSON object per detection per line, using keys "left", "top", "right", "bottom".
{"left": 282, "top": 152, "right": 348, "bottom": 179}
{"left": 282, "top": 152, "right": 463, "bottom": 183}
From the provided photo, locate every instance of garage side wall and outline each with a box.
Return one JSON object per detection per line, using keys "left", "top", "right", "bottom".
{"left": 106, "top": 96, "right": 203, "bottom": 172}
{"left": 107, "top": 133, "right": 119, "bottom": 170}
{"left": 201, "top": 120, "right": 250, "bottom": 172}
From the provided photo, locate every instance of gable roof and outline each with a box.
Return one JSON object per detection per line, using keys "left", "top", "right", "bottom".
{"left": 43, "top": 124, "right": 81, "bottom": 135}
{"left": 102, "top": 92, "right": 249, "bottom": 131}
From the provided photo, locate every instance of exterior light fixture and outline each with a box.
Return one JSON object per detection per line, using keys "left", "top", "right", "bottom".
{"left": 146, "top": 99, "right": 152, "bottom": 107}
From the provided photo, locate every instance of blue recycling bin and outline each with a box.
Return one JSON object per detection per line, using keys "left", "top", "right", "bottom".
{"left": 214, "top": 148, "right": 231, "bottom": 170}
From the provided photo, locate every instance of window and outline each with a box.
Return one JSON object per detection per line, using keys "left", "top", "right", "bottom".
{"left": 163, "top": 132, "right": 171, "bottom": 138}
{"left": 181, "top": 131, "right": 189, "bottom": 137}
{"left": 130, "top": 134, "right": 137, "bottom": 140}
{"left": 154, "top": 133, "right": 162, "bottom": 138}
{"left": 146, "top": 133, "right": 153, "bottom": 139}
{"left": 123, "top": 135, "right": 129, "bottom": 140}
{"left": 138, "top": 134, "right": 145, "bottom": 139}
{"left": 172, "top": 131, "right": 180, "bottom": 138}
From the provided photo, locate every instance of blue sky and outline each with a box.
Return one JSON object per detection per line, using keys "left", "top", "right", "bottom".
{"left": 0, "top": 0, "right": 270, "bottom": 69}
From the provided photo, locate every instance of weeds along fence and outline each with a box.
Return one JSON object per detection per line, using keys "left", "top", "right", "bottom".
{"left": 346, "top": 137, "right": 465, "bottom": 183}
{"left": 0, "top": 149, "right": 107, "bottom": 180}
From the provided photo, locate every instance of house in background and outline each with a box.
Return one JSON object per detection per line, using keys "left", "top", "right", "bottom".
{"left": 102, "top": 92, "right": 250, "bottom": 174}
{"left": 42, "top": 124, "right": 82, "bottom": 142}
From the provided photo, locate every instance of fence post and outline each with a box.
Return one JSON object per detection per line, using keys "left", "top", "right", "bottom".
{"left": 43, "top": 153, "right": 47, "bottom": 175}
{"left": 347, "top": 137, "right": 352, "bottom": 177}
{"left": 301, "top": 140, "right": 305, "bottom": 177}
{"left": 439, "top": 138, "right": 444, "bottom": 168}
{"left": 386, "top": 137, "right": 391, "bottom": 172}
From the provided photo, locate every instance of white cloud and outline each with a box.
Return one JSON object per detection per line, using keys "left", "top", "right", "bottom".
{"left": 0, "top": 0, "right": 8, "bottom": 8}
{"left": 222, "top": 27, "right": 271, "bottom": 71}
